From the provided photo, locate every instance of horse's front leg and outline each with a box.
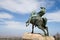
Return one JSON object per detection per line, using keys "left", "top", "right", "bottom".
{"left": 26, "top": 22, "right": 29, "bottom": 27}
{"left": 31, "top": 25, "right": 34, "bottom": 33}
{"left": 26, "top": 20, "right": 29, "bottom": 27}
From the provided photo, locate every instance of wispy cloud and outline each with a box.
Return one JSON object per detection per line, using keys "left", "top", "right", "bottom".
{"left": 46, "top": 1, "right": 55, "bottom": 9}
{"left": 0, "top": 12, "right": 13, "bottom": 19}
{"left": 4, "top": 21, "right": 26, "bottom": 30}
{"left": 0, "top": 12, "right": 26, "bottom": 30}
{"left": 45, "top": 10, "right": 60, "bottom": 22}
{"left": 0, "top": 20, "right": 32, "bottom": 31}
{"left": 0, "top": 0, "right": 55, "bottom": 14}
{"left": 0, "top": 0, "right": 39, "bottom": 13}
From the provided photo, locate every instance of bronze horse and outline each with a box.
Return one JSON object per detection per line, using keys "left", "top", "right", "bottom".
{"left": 26, "top": 7, "right": 49, "bottom": 36}
{"left": 26, "top": 16, "right": 49, "bottom": 36}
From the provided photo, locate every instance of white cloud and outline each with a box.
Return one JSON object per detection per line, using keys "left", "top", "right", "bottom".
{"left": 0, "top": 12, "right": 13, "bottom": 19}
{"left": 0, "top": 20, "right": 32, "bottom": 32}
{"left": 44, "top": 0, "right": 55, "bottom": 9}
{"left": 0, "top": 0, "right": 55, "bottom": 14}
{"left": 4, "top": 21, "right": 26, "bottom": 30}
{"left": 0, "top": 0, "right": 39, "bottom": 14}
{"left": 45, "top": 10, "right": 60, "bottom": 22}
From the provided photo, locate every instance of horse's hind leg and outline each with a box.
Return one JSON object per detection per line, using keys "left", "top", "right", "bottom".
{"left": 46, "top": 27, "right": 49, "bottom": 36}
{"left": 31, "top": 25, "right": 34, "bottom": 33}
{"left": 43, "top": 29, "right": 46, "bottom": 36}
{"left": 41, "top": 28, "right": 46, "bottom": 36}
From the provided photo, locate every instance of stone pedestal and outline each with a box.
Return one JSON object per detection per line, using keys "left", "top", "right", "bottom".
{"left": 22, "top": 33, "right": 55, "bottom": 40}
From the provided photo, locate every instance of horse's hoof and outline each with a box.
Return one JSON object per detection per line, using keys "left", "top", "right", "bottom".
{"left": 31, "top": 32, "right": 33, "bottom": 34}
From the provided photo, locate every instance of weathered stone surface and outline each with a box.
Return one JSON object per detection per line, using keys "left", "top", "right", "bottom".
{"left": 44, "top": 36, "right": 55, "bottom": 40}
{"left": 22, "top": 33, "right": 55, "bottom": 40}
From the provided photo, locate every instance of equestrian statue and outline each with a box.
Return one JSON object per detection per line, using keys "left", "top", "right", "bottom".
{"left": 26, "top": 7, "right": 49, "bottom": 36}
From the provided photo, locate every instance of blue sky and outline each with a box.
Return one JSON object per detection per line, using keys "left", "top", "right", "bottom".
{"left": 0, "top": 0, "right": 60, "bottom": 37}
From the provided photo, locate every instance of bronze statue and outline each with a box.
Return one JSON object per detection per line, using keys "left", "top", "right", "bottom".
{"left": 26, "top": 7, "right": 49, "bottom": 36}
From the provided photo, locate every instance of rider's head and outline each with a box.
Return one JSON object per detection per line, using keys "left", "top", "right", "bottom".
{"left": 32, "top": 10, "right": 36, "bottom": 15}
{"left": 32, "top": 12, "right": 35, "bottom": 15}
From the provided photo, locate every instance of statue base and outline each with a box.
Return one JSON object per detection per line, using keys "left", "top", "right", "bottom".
{"left": 22, "top": 33, "right": 55, "bottom": 40}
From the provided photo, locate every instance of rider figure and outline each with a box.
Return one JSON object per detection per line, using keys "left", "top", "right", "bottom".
{"left": 30, "top": 11, "right": 37, "bottom": 19}
{"left": 28, "top": 11, "right": 37, "bottom": 24}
